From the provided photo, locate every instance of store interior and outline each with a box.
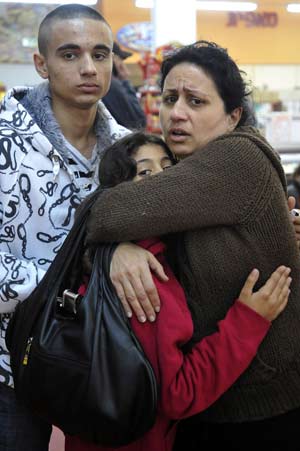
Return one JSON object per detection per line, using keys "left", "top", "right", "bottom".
{"left": 1, "top": 0, "right": 300, "bottom": 177}
{"left": 1, "top": 1, "right": 300, "bottom": 449}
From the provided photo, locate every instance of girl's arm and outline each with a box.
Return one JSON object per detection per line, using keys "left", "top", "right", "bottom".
{"left": 131, "top": 261, "right": 290, "bottom": 420}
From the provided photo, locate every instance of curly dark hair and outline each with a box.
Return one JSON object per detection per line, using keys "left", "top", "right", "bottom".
{"left": 160, "top": 40, "right": 256, "bottom": 127}
{"left": 99, "top": 131, "right": 176, "bottom": 188}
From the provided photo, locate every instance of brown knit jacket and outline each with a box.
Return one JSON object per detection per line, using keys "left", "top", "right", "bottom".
{"left": 87, "top": 126, "right": 300, "bottom": 422}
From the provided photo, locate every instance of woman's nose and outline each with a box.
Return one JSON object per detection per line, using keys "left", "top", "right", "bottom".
{"left": 170, "top": 99, "right": 188, "bottom": 121}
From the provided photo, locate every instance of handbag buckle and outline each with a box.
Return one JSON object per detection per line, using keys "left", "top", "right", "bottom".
{"left": 57, "top": 289, "right": 82, "bottom": 315}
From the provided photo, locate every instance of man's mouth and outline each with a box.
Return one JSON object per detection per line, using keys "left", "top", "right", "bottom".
{"left": 77, "top": 84, "right": 100, "bottom": 93}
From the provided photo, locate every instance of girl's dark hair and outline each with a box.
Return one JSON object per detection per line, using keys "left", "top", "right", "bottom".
{"left": 160, "top": 40, "right": 256, "bottom": 127}
{"left": 99, "top": 131, "right": 176, "bottom": 188}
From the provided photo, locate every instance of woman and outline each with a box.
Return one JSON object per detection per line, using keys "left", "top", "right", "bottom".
{"left": 66, "top": 131, "right": 290, "bottom": 451}
{"left": 86, "top": 42, "right": 300, "bottom": 449}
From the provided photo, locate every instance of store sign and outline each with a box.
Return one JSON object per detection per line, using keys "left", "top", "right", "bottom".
{"left": 117, "top": 22, "right": 153, "bottom": 52}
{"left": 227, "top": 11, "right": 278, "bottom": 28}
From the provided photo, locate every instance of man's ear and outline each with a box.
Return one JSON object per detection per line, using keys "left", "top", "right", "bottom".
{"left": 33, "top": 53, "right": 49, "bottom": 79}
{"left": 228, "top": 107, "right": 242, "bottom": 130}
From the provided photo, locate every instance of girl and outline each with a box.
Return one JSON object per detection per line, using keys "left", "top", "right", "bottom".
{"left": 66, "top": 132, "right": 291, "bottom": 451}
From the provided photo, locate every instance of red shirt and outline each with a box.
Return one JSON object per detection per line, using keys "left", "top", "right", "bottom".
{"left": 66, "top": 238, "right": 270, "bottom": 451}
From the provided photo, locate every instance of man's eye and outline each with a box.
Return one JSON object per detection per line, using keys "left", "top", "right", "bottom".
{"left": 63, "top": 52, "right": 76, "bottom": 60}
{"left": 94, "top": 53, "right": 106, "bottom": 61}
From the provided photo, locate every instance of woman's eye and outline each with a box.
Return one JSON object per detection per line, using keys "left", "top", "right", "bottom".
{"left": 163, "top": 164, "right": 173, "bottom": 171}
{"left": 162, "top": 95, "right": 177, "bottom": 105}
{"left": 190, "top": 97, "right": 204, "bottom": 106}
{"left": 138, "top": 169, "right": 152, "bottom": 177}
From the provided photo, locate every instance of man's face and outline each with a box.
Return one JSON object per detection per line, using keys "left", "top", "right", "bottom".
{"left": 35, "top": 18, "right": 113, "bottom": 110}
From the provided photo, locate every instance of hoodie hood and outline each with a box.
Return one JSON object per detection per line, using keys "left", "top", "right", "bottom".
{"left": 1, "top": 83, "right": 129, "bottom": 168}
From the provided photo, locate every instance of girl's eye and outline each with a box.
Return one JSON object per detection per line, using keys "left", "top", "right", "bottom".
{"left": 162, "top": 164, "right": 172, "bottom": 171}
{"left": 138, "top": 169, "right": 152, "bottom": 177}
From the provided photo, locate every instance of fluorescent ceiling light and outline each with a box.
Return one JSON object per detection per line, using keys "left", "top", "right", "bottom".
{"left": 135, "top": 1, "right": 257, "bottom": 12}
{"left": 0, "top": 0, "right": 96, "bottom": 4}
{"left": 287, "top": 3, "right": 300, "bottom": 12}
{"left": 197, "top": 1, "right": 257, "bottom": 10}
{"left": 135, "top": 0, "right": 152, "bottom": 7}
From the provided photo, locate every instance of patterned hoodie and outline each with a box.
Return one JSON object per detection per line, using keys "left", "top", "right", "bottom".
{"left": 0, "top": 84, "right": 128, "bottom": 385}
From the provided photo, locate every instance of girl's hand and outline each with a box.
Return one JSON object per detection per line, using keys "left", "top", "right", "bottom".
{"left": 238, "top": 266, "right": 291, "bottom": 322}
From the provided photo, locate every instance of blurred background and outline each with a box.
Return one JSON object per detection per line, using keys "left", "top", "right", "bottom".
{"left": 1, "top": 0, "right": 300, "bottom": 178}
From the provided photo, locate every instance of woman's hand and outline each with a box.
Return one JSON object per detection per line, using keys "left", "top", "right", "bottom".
{"left": 238, "top": 266, "right": 291, "bottom": 322}
{"left": 110, "top": 242, "right": 168, "bottom": 322}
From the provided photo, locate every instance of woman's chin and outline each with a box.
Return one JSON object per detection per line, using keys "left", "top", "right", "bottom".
{"left": 171, "top": 146, "right": 195, "bottom": 159}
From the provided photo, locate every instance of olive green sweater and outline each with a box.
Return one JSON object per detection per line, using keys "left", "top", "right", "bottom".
{"left": 87, "top": 126, "right": 300, "bottom": 422}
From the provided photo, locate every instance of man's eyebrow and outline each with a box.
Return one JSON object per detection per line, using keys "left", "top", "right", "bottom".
{"left": 56, "top": 44, "right": 80, "bottom": 52}
{"left": 94, "top": 44, "right": 112, "bottom": 52}
{"left": 56, "top": 43, "right": 112, "bottom": 52}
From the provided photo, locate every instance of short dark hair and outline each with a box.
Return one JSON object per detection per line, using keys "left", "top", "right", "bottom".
{"left": 38, "top": 4, "right": 109, "bottom": 56}
{"left": 99, "top": 132, "right": 176, "bottom": 188}
{"left": 160, "top": 40, "right": 254, "bottom": 127}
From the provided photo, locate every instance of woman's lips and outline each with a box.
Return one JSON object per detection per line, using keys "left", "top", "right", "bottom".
{"left": 168, "top": 129, "right": 189, "bottom": 142}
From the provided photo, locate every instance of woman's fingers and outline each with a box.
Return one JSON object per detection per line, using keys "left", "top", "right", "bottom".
{"left": 110, "top": 243, "right": 162, "bottom": 322}
{"left": 112, "top": 279, "right": 133, "bottom": 318}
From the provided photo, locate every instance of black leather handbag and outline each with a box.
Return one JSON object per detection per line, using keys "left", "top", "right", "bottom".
{"left": 6, "top": 189, "right": 158, "bottom": 447}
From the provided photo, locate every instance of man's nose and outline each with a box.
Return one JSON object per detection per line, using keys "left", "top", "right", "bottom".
{"left": 80, "top": 54, "right": 97, "bottom": 76}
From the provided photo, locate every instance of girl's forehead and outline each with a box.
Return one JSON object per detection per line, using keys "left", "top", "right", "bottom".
{"left": 134, "top": 143, "right": 170, "bottom": 158}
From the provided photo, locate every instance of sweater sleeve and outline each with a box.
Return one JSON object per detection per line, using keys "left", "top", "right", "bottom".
{"left": 86, "top": 132, "right": 277, "bottom": 243}
{"left": 130, "top": 263, "right": 270, "bottom": 421}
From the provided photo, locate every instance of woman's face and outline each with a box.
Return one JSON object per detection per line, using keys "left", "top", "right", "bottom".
{"left": 133, "top": 144, "right": 173, "bottom": 182}
{"left": 159, "top": 62, "right": 241, "bottom": 158}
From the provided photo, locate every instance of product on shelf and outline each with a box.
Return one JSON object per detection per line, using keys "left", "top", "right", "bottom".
{"left": 0, "top": 82, "right": 6, "bottom": 102}
{"left": 138, "top": 42, "right": 182, "bottom": 134}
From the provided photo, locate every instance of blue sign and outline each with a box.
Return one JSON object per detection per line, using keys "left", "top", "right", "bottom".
{"left": 117, "top": 22, "right": 153, "bottom": 52}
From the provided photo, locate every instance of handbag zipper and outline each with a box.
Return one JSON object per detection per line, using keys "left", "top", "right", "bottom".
{"left": 22, "top": 337, "right": 33, "bottom": 365}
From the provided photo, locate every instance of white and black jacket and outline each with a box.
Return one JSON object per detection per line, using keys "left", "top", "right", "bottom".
{"left": 0, "top": 85, "right": 128, "bottom": 385}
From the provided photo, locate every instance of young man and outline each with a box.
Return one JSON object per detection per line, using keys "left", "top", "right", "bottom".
{"left": 0, "top": 4, "right": 162, "bottom": 450}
